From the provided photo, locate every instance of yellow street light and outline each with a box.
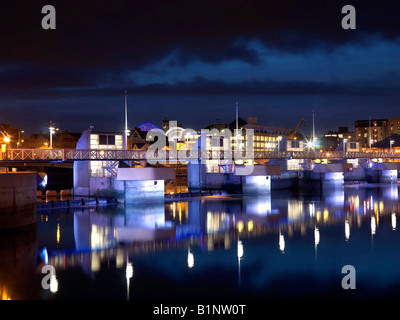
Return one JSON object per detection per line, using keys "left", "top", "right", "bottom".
{"left": 3, "top": 137, "right": 10, "bottom": 143}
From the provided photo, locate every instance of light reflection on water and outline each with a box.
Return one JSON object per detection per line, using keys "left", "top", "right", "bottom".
{"left": 2, "top": 184, "right": 400, "bottom": 299}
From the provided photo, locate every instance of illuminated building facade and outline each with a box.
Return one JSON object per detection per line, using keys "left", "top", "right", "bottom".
{"left": 355, "top": 117, "right": 400, "bottom": 149}
{"left": 73, "top": 128, "right": 124, "bottom": 194}
{"left": 88, "top": 131, "right": 124, "bottom": 177}
{"left": 322, "top": 127, "right": 356, "bottom": 151}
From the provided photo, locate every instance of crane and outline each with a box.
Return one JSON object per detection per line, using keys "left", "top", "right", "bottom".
{"left": 287, "top": 118, "right": 306, "bottom": 140}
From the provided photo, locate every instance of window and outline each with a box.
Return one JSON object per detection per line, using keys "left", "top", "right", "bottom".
{"left": 99, "top": 135, "right": 107, "bottom": 145}
{"left": 291, "top": 140, "right": 300, "bottom": 148}
{"left": 108, "top": 135, "right": 115, "bottom": 145}
{"left": 349, "top": 142, "right": 357, "bottom": 149}
{"left": 98, "top": 134, "right": 116, "bottom": 145}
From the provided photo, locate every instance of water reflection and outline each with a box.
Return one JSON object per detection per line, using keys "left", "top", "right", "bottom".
{"left": 0, "top": 224, "right": 39, "bottom": 300}
{"left": 345, "top": 219, "right": 350, "bottom": 241}
{"left": 9, "top": 184, "right": 400, "bottom": 299}
{"left": 40, "top": 186, "right": 400, "bottom": 269}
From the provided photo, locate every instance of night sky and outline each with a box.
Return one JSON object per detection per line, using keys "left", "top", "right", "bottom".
{"left": 1, "top": 0, "right": 400, "bottom": 136}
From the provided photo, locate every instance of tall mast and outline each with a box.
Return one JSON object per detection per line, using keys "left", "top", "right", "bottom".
{"left": 124, "top": 90, "right": 128, "bottom": 150}
{"left": 312, "top": 109, "right": 315, "bottom": 140}
{"left": 369, "top": 116, "right": 371, "bottom": 150}
{"left": 236, "top": 101, "right": 239, "bottom": 132}
{"left": 312, "top": 109, "right": 315, "bottom": 150}
{"left": 235, "top": 101, "right": 239, "bottom": 151}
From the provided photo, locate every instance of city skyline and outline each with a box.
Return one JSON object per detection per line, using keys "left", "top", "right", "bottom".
{"left": 1, "top": 1, "right": 400, "bottom": 136}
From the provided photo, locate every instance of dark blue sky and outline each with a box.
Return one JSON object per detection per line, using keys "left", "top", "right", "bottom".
{"left": 1, "top": 0, "right": 400, "bottom": 136}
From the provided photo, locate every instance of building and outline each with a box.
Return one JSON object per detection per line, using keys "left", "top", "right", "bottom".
{"left": 129, "top": 127, "right": 149, "bottom": 150}
{"left": 52, "top": 131, "right": 81, "bottom": 149}
{"left": 24, "top": 132, "right": 50, "bottom": 149}
{"left": 223, "top": 116, "right": 303, "bottom": 153}
{"left": 74, "top": 129, "right": 124, "bottom": 180}
{"left": 162, "top": 116, "right": 183, "bottom": 133}
{"left": 355, "top": 117, "right": 400, "bottom": 149}
{"left": 201, "top": 116, "right": 305, "bottom": 173}
{"left": 322, "top": 127, "right": 356, "bottom": 151}
{"left": 73, "top": 127, "right": 175, "bottom": 201}
{"left": 129, "top": 123, "right": 159, "bottom": 150}
{"left": 371, "top": 134, "right": 400, "bottom": 152}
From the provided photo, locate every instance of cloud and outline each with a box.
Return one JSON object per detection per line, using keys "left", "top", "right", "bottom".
{"left": 1, "top": 0, "right": 400, "bottom": 69}
{"left": 1, "top": 0, "right": 400, "bottom": 134}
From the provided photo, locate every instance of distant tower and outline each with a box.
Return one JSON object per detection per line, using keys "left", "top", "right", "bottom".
{"left": 162, "top": 114, "right": 169, "bottom": 132}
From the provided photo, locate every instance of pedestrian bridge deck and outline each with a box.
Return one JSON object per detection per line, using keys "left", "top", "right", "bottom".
{"left": 1, "top": 148, "right": 399, "bottom": 162}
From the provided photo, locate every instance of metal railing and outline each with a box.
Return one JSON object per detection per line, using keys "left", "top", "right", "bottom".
{"left": 1, "top": 148, "right": 400, "bottom": 162}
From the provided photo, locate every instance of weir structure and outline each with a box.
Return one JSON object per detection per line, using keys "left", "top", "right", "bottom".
{"left": 1, "top": 132, "right": 400, "bottom": 205}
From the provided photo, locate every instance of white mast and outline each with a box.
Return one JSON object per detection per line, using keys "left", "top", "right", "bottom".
{"left": 124, "top": 90, "right": 128, "bottom": 150}
{"left": 312, "top": 109, "right": 315, "bottom": 150}
{"left": 369, "top": 116, "right": 371, "bottom": 150}
{"left": 236, "top": 101, "right": 239, "bottom": 132}
{"left": 235, "top": 101, "right": 239, "bottom": 152}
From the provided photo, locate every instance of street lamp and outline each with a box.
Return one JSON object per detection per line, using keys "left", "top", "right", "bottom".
{"left": 390, "top": 140, "right": 395, "bottom": 153}
{"left": 49, "top": 121, "right": 59, "bottom": 149}
{"left": 18, "top": 130, "right": 24, "bottom": 148}
{"left": 2, "top": 136, "right": 10, "bottom": 174}
{"left": 369, "top": 139, "right": 374, "bottom": 151}
{"left": 343, "top": 139, "right": 348, "bottom": 153}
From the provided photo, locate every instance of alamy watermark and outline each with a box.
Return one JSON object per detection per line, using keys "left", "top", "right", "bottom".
{"left": 41, "top": 5, "right": 56, "bottom": 30}
{"left": 41, "top": 265, "right": 58, "bottom": 293}
{"left": 40, "top": 4, "right": 356, "bottom": 31}
{"left": 341, "top": 265, "right": 356, "bottom": 290}
{"left": 145, "top": 121, "right": 255, "bottom": 175}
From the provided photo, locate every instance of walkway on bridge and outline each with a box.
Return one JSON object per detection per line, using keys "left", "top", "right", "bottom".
{"left": 1, "top": 148, "right": 400, "bottom": 162}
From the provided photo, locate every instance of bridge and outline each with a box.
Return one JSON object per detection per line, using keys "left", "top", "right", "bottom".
{"left": 1, "top": 148, "right": 400, "bottom": 162}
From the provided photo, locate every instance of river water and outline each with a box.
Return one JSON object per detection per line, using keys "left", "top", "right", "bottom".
{"left": 2, "top": 184, "right": 400, "bottom": 300}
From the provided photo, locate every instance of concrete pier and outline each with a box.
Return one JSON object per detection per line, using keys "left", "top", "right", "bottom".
{"left": 0, "top": 172, "right": 37, "bottom": 230}
{"left": 117, "top": 167, "right": 175, "bottom": 203}
{"left": 188, "top": 163, "right": 274, "bottom": 194}
{"left": 366, "top": 162, "right": 398, "bottom": 183}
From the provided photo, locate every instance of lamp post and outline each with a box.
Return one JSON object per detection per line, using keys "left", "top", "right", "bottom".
{"left": 18, "top": 130, "right": 24, "bottom": 148}
{"left": 390, "top": 140, "right": 395, "bottom": 153}
{"left": 49, "top": 121, "right": 55, "bottom": 149}
{"left": 49, "top": 121, "right": 60, "bottom": 149}
{"left": 3, "top": 136, "right": 10, "bottom": 174}
{"left": 343, "top": 139, "right": 348, "bottom": 153}
{"left": 278, "top": 136, "right": 282, "bottom": 152}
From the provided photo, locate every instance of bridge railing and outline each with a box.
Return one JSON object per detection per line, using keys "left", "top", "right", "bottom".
{"left": 1, "top": 148, "right": 400, "bottom": 162}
